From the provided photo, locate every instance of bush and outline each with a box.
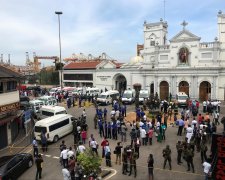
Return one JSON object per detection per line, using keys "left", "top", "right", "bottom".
{"left": 77, "top": 148, "right": 102, "bottom": 175}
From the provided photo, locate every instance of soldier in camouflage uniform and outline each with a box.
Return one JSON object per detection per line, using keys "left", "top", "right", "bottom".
{"left": 176, "top": 141, "right": 183, "bottom": 165}
{"left": 162, "top": 145, "right": 172, "bottom": 170}
{"left": 184, "top": 145, "right": 195, "bottom": 173}
{"left": 122, "top": 147, "right": 128, "bottom": 175}
{"left": 129, "top": 148, "right": 138, "bottom": 177}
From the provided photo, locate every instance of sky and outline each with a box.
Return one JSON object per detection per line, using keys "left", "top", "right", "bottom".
{"left": 0, "top": 0, "right": 224, "bottom": 66}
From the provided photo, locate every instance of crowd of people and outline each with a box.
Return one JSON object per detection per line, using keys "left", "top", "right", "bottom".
{"left": 31, "top": 94, "right": 224, "bottom": 180}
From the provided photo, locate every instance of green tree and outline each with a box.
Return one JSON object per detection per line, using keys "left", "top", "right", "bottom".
{"left": 77, "top": 148, "right": 102, "bottom": 175}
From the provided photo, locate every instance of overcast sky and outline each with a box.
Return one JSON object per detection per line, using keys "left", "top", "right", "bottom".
{"left": 0, "top": 0, "right": 224, "bottom": 66}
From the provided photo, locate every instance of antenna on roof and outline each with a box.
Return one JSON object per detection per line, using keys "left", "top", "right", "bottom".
{"left": 163, "top": 0, "right": 166, "bottom": 21}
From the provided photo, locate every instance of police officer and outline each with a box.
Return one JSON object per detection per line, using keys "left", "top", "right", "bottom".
{"left": 129, "top": 148, "right": 138, "bottom": 177}
{"left": 176, "top": 141, "right": 183, "bottom": 165}
{"left": 162, "top": 145, "right": 172, "bottom": 170}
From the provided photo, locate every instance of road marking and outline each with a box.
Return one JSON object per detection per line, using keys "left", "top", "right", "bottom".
{"left": 45, "top": 154, "right": 51, "bottom": 157}
{"left": 53, "top": 156, "right": 60, "bottom": 159}
{"left": 102, "top": 167, "right": 117, "bottom": 180}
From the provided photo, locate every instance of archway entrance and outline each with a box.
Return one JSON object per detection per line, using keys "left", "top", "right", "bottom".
{"left": 160, "top": 81, "right": 169, "bottom": 100}
{"left": 150, "top": 83, "right": 154, "bottom": 95}
{"left": 179, "top": 81, "right": 189, "bottom": 96}
{"left": 113, "top": 74, "right": 127, "bottom": 94}
{"left": 199, "top": 81, "right": 211, "bottom": 101}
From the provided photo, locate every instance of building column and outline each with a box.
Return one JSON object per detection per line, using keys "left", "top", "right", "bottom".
{"left": 212, "top": 76, "right": 217, "bottom": 99}
{"left": 191, "top": 76, "right": 195, "bottom": 99}
{"left": 143, "top": 75, "right": 146, "bottom": 89}
{"left": 154, "top": 75, "right": 158, "bottom": 94}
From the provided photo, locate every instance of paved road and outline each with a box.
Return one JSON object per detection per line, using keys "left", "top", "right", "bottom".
{"left": 19, "top": 103, "right": 224, "bottom": 180}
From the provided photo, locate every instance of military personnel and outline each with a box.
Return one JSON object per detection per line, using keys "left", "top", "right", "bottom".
{"left": 162, "top": 145, "right": 172, "bottom": 170}
{"left": 129, "top": 148, "right": 138, "bottom": 177}
{"left": 200, "top": 141, "right": 208, "bottom": 163}
{"left": 176, "top": 141, "right": 183, "bottom": 165}
{"left": 185, "top": 145, "right": 195, "bottom": 173}
{"left": 122, "top": 148, "right": 128, "bottom": 175}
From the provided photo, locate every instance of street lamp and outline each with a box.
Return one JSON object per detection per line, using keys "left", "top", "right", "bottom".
{"left": 55, "top": 11, "right": 63, "bottom": 89}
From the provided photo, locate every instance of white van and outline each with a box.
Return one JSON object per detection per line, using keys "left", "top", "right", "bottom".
{"left": 176, "top": 92, "right": 188, "bottom": 107}
{"left": 34, "top": 114, "right": 75, "bottom": 142}
{"left": 97, "top": 90, "right": 120, "bottom": 105}
{"left": 71, "top": 87, "right": 83, "bottom": 95}
{"left": 38, "top": 96, "right": 57, "bottom": 106}
{"left": 139, "top": 89, "right": 149, "bottom": 103}
{"left": 122, "top": 89, "right": 135, "bottom": 104}
{"left": 29, "top": 100, "right": 44, "bottom": 114}
{"left": 37, "top": 106, "right": 67, "bottom": 120}
{"left": 86, "top": 87, "right": 100, "bottom": 97}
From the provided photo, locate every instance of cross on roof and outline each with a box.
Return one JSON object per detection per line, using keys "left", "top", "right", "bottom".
{"left": 181, "top": 20, "right": 188, "bottom": 30}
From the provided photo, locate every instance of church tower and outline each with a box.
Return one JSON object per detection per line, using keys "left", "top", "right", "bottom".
{"left": 218, "top": 10, "right": 225, "bottom": 47}
{"left": 143, "top": 19, "right": 168, "bottom": 49}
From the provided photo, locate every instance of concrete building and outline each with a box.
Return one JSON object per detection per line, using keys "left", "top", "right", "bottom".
{"left": 63, "top": 11, "right": 225, "bottom": 101}
{"left": 0, "top": 65, "right": 23, "bottom": 149}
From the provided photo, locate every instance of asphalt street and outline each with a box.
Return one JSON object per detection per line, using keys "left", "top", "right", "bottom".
{"left": 19, "top": 102, "right": 224, "bottom": 180}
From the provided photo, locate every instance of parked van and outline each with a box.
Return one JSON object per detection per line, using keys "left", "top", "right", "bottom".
{"left": 122, "top": 89, "right": 135, "bottom": 104}
{"left": 29, "top": 100, "right": 44, "bottom": 114}
{"left": 176, "top": 92, "right": 188, "bottom": 107}
{"left": 34, "top": 114, "right": 75, "bottom": 142}
{"left": 86, "top": 87, "right": 100, "bottom": 97}
{"left": 71, "top": 87, "right": 83, "bottom": 96}
{"left": 49, "top": 87, "right": 61, "bottom": 96}
{"left": 37, "top": 106, "right": 67, "bottom": 120}
{"left": 97, "top": 90, "right": 120, "bottom": 105}
{"left": 38, "top": 96, "right": 57, "bottom": 106}
{"left": 139, "top": 89, "right": 150, "bottom": 103}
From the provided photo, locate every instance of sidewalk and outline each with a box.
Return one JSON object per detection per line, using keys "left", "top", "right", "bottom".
{"left": 0, "top": 124, "right": 34, "bottom": 158}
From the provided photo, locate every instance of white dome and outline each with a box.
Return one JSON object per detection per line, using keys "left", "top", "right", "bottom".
{"left": 130, "top": 56, "right": 144, "bottom": 63}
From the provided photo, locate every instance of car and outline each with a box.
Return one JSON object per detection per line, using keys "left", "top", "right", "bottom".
{"left": 0, "top": 153, "right": 33, "bottom": 180}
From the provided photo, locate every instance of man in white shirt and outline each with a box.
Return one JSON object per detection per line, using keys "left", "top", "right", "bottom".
{"left": 110, "top": 109, "right": 116, "bottom": 117}
{"left": 203, "top": 101, "right": 207, "bottom": 113}
{"left": 140, "top": 128, "right": 147, "bottom": 146}
{"left": 62, "top": 167, "right": 71, "bottom": 180}
{"left": 32, "top": 137, "right": 38, "bottom": 157}
{"left": 67, "top": 147, "right": 75, "bottom": 159}
{"left": 60, "top": 147, "right": 68, "bottom": 168}
{"left": 77, "top": 142, "right": 86, "bottom": 154}
{"left": 90, "top": 138, "right": 98, "bottom": 156}
{"left": 186, "top": 125, "right": 193, "bottom": 143}
{"left": 203, "top": 159, "right": 211, "bottom": 180}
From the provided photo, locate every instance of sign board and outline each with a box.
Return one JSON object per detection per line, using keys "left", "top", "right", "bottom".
{"left": 211, "top": 133, "right": 225, "bottom": 179}
{"left": 0, "top": 102, "right": 20, "bottom": 114}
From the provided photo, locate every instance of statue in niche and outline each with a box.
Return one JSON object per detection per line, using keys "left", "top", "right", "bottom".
{"left": 179, "top": 47, "right": 189, "bottom": 64}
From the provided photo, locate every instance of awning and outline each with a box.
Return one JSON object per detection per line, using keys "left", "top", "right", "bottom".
{"left": 0, "top": 115, "right": 16, "bottom": 126}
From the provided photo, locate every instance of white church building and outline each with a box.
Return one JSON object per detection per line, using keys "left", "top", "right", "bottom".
{"left": 63, "top": 11, "right": 225, "bottom": 101}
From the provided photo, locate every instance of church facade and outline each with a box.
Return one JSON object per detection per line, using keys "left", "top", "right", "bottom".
{"left": 63, "top": 11, "right": 225, "bottom": 101}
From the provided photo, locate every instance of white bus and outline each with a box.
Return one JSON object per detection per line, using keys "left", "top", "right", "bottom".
{"left": 37, "top": 106, "right": 67, "bottom": 120}
{"left": 139, "top": 89, "right": 149, "bottom": 103}
{"left": 122, "top": 89, "right": 135, "bottom": 104}
{"left": 97, "top": 90, "right": 120, "bottom": 105}
{"left": 34, "top": 114, "right": 75, "bottom": 142}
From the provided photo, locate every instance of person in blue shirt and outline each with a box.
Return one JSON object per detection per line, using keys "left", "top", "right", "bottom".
{"left": 107, "top": 122, "right": 112, "bottom": 139}
{"left": 112, "top": 122, "right": 117, "bottom": 140}
{"left": 104, "top": 108, "right": 107, "bottom": 120}
{"left": 98, "top": 119, "right": 104, "bottom": 137}
{"left": 177, "top": 118, "right": 184, "bottom": 136}
{"left": 104, "top": 121, "right": 108, "bottom": 138}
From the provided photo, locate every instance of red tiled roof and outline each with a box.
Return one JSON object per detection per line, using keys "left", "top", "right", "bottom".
{"left": 111, "top": 61, "right": 123, "bottom": 68}
{"left": 64, "top": 61, "right": 102, "bottom": 70}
